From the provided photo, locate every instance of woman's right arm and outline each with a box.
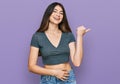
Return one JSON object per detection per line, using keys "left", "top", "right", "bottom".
{"left": 28, "top": 46, "right": 69, "bottom": 80}
{"left": 28, "top": 46, "right": 55, "bottom": 76}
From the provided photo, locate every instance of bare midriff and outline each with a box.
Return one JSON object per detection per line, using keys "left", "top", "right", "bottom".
{"left": 44, "top": 62, "right": 71, "bottom": 71}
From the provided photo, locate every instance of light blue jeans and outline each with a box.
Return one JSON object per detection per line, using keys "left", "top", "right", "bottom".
{"left": 40, "top": 69, "right": 76, "bottom": 84}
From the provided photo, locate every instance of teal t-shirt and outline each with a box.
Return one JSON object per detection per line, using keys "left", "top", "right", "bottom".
{"left": 30, "top": 32, "right": 75, "bottom": 65}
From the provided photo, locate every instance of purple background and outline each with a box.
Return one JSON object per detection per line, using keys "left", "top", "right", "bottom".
{"left": 0, "top": 0, "right": 120, "bottom": 84}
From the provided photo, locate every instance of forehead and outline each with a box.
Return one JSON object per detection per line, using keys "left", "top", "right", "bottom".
{"left": 54, "top": 5, "right": 63, "bottom": 11}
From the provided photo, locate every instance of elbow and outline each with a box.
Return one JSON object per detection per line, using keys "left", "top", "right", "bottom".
{"left": 73, "top": 61, "right": 82, "bottom": 67}
{"left": 73, "top": 55, "right": 83, "bottom": 67}
{"left": 28, "top": 64, "right": 34, "bottom": 72}
{"left": 28, "top": 65, "right": 32, "bottom": 72}
{"left": 74, "top": 63, "right": 80, "bottom": 67}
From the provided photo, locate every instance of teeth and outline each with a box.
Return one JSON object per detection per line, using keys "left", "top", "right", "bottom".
{"left": 53, "top": 17, "right": 60, "bottom": 20}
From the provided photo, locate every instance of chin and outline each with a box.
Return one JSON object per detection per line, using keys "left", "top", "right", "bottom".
{"left": 51, "top": 21, "right": 61, "bottom": 25}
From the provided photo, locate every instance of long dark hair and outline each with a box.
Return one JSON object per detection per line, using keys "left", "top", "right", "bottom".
{"left": 36, "top": 2, "right": 71, "bottom": 32}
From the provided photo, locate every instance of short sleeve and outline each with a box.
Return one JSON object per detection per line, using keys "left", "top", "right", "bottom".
{"left": 69, "top": 32, "right": 76, "bottom": 43}
{"left": 30, "top": 33, "right": 39, "bottom": 48}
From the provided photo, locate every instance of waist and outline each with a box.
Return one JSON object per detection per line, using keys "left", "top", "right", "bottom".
{"left": 44, "top": 62, "right": 72, "bottom": 71}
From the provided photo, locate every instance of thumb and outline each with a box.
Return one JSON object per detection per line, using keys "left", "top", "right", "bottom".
{"left": 62, "top": 69, "right": 67, "bottom": 71}
{"left": 85, "top": 28, "right": 91, "bottom": 33}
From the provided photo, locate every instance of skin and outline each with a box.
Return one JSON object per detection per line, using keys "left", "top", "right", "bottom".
{"left": 28, "top": 5, "right": 90, "bottom": 81}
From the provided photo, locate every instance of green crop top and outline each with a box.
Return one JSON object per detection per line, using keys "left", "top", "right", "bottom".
{"left": 30, "top": 32, "right": 75, "bottom": 65}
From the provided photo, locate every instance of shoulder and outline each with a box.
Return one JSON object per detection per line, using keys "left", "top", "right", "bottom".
{"left": 31, "top": 32, "right": 45, "bottom": 41}
{"left": 64, "top": 32, "right": 75, "bottom": 42}
{"left": 33, "top": 32, "right": 43, "bottom": 36}
{"left": 32, "top": 32, "right": 44, "bottom": 38}
{"left": 63, "top": 32, "right": 74, "bottom": 36}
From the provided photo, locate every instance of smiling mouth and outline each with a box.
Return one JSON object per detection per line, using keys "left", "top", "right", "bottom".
{"left": 53, "top": 17, "right": 60, "bottom": 21}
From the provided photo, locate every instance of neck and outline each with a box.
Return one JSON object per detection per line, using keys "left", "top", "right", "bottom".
{"left": 47, "top": 22, "right": 60, "bottom": 33}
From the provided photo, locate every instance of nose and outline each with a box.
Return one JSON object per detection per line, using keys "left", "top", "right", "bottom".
{"left": 56, "top": 12, "right": 60, "bottom": 17}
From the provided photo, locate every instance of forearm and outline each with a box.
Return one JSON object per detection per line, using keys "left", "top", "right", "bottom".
{"left": 28, "top": 65, "right": 54, "bottom": 76}
{"left": 74, "top": 35, "right": 83, "bottom": 66}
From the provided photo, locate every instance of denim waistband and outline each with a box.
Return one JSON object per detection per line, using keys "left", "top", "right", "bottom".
{"left": 40, "top": 69, "right": 76, "bottom": 84}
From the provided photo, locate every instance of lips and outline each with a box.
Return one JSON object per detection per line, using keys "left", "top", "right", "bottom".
{"left": 53, "top": 17, "right": 60, "bottom": 21}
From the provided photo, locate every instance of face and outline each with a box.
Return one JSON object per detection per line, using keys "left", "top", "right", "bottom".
{"left": 49, "top": 5, "right": 64, "bottom": 25}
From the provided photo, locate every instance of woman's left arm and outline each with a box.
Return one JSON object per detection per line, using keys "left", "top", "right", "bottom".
{"left": 69, "top": 26, "right": 90, "bottom": 67}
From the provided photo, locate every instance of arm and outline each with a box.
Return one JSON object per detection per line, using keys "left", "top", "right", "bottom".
{"left": 69, "top": 26, "right": 90, "bottom": 67}
{"left": 28, "top": 46, "right": 55, "bottom": 76}
{"left": 28, "top": 46, "right": 69, "bottom": 81}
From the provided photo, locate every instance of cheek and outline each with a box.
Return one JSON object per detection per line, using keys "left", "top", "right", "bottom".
{"left": 60, "top": 15, "right": 63, "bottom": 18}
{"left": 49, "top": 15, "right": 54, "bottom": 21}
{"left": 60, "top": 16, "right": 63, "bottom": 21}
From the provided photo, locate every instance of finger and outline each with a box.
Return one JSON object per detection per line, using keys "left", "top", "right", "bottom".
{"left": 61, "top": 79, "right": 66, "bottom": 81}
{"left": 60, "top": 77, "right": 66, "bottom": 81}
{"left": 64, "top": 71, "right": 69, "bottom": 75}
{"left": 60, "top": 78, "right": 65, "bottom": 81}
{"left": 64, "top": 74, "right": 69, "bottom": 77}
{"left": 61, "top": 76, "right": 68, "bottom": 81}
{"left": 85, "top": 29, "right": 91, "bottom": 32}
{"left": 63, "top": 76, "right": 68, "bottom": 80}
{"left": 65, "top": 73, "right": 69, "bottom": 76}
{"left": 62, "top": 69, "right": 69, "bottom": 73}
{"left": 62, "top": 69, "right": 67, "bottom": 71}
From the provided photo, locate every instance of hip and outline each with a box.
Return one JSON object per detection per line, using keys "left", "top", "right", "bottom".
{"left": 40, "top": 68, "right": 76, "bottom": 84}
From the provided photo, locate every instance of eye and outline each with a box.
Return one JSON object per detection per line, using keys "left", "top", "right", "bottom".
{"left": 53, "top": 9, "right": 58, "bottom": 13}
{"left": 53, "top": 10, "right": 57, "bottom": 13}
{"left": 60, "top": 12, "right": 63, "bottom": 15}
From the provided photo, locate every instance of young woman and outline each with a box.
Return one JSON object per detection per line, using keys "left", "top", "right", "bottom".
{"left": 28, "top": 2, "right": 90, "bottom": 84}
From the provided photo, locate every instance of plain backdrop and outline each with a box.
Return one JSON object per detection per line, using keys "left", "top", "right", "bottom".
{"left": 0, "top": 0, "right": 120, "bottom": 84}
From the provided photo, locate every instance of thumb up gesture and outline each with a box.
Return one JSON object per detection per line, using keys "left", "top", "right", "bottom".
{"left": 77, "top": 25, "right": 91, "bottom": 36}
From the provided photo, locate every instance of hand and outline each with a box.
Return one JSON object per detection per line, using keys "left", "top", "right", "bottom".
{"left": 53, "top": 69, "right": 69, "bottom": 81}
{"left": 77, "top": 25, "right": 91, "bottom": 36}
